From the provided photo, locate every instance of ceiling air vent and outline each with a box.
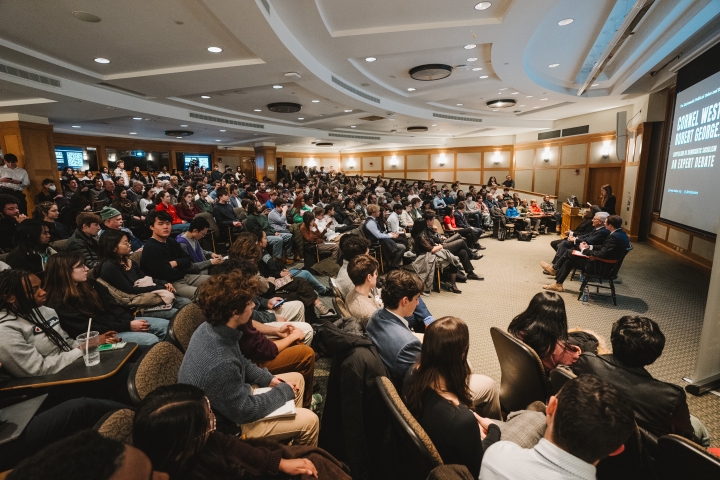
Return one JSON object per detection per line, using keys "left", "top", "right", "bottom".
{"left": 407, "top": 126, "right": 428, "bottom": 132}
{"left": 562, "top": 125, "right": 590, "bottom": 137}
{"left": 331, "top": 76, "right": 380, "bottom": 103}
{"left": 189, "top": 112, "right": 264, "bottom": 129}
{"left": 359, "top": 115, "right": 385, "bottom": 121}
{"left": 97, "top": 82, "right": 152, "bottom": 99}
{"left": 432, "top": 113, "right": 482, "bottom": 123}
{"left": 538, "top": 130, "right": 561, "bottom": 140}
{"left": 409, "top": 64, "right": 452, "bottom": 81}
{"left": 0, "top": 62, "right": 61, "bottom": 87}
{"left": 328, "top": 133, "right": 381, "bottom": 141}
{"left": 267, "top": 102, "right": 302, "bottom": 113}
{"left": 165, "top": 130, "right": 193, "bottom": 137}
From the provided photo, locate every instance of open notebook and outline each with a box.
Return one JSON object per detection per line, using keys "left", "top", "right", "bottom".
{"left": 251, "top": 387, "right": 296, "bottom": 421}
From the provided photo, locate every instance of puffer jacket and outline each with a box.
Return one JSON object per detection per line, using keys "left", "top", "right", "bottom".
{"left": 67, "top": 228, "right": 100, "bottom": 268}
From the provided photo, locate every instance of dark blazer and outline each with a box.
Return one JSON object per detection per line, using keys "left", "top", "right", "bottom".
{"left": 581, "top": 228, "right": 629, "bottom": 260}
{"left": 365, "top": 308, "right": 421, "bottom": 387}
{"left": 578, "top": 226, "right": 609, "bottom": 247}
{"left": 602, "top": 195, "right": 616, "bottom": 215}
{"left": 572, "top": 353, "right": 697, "bottom": 442}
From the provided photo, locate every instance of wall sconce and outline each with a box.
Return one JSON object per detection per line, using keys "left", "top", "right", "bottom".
{"left": 348, "top": 157, "right": 355, "bottom": 169}
{"left": 308, "top": 157, "right": 316, "bottom": 167}
{"left": 543, "top": 147, "right": 550, "bottom": 163}
{"left": 147, "top": 153, "right": 153, "bottom": 161}
{"left": 601, "top": 142, "right": 610, "bottom": 159}
{"left": 439, "top": 154, "right": 446, "bottom": 166}
{"left": 109, "top": 154, "right": 117, "bottom": 162}
{"left": 493, "top": 151, "right": 501, "bottom": 165}
{"left": 82, "top": 150, "right": 89, "bottom": 161}
{"left": 391, "top": 155, "right": 398, "bottom": 167}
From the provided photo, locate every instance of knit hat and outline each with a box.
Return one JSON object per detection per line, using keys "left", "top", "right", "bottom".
{"left": 99, "top": 206, "right": 121, "bottom": 221}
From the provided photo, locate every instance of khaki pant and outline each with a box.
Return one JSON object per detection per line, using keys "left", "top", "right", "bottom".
{"left": 469, "top": 373, "right": 501, "bottom": 419}
{"left": 172, "top": 274, "right": 210, "bottom": 300}
{"left": 255, "top": 344, "right": 315, "bottom": 407}
{"left": 242, "top": 372, "right": 320, "bottom": 446}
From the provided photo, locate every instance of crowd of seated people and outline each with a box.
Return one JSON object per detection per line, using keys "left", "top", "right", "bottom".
{"left": 0, "top": 164, "right": 713, "bottom": 479}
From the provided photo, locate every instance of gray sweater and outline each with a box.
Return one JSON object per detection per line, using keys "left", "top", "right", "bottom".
{"left": 178, "top": 322, "right": 294, "bottom": 425}
{"left": 0, "top": 306, "right": 82, "bottom": 377}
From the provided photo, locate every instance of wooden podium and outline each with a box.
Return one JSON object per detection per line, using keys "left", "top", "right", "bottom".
{"left": 561, "top": 203, "right": 582, "bottom": 235}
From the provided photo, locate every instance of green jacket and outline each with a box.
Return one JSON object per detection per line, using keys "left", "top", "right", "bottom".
{"left": 244, "top": 213, "right": 275, "bottom": 238}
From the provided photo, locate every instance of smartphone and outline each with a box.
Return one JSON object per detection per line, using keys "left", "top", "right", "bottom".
{"left": 272, "top": 299, "right": 286, "bottom": 309}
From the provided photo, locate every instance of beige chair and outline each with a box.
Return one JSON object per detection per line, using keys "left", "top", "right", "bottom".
{"left": 95, "top": 409, "right": 135, "bottom": 445}
{"left": 127, "top": 342, "right": 184, "bottom": 405}
{"left": 169, "top": 302, "right": 206, "bottom": 352}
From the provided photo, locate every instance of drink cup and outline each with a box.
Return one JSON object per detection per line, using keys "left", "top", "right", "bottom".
{"left": 77, "top": 331, "right": 101, "bottom": 366}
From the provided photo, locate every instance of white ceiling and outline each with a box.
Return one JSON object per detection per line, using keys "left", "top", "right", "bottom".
{"left": 0, "top": 0, "right": 718, "bottom": 152}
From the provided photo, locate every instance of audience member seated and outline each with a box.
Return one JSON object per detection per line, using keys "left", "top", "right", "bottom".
{"left": 66, "top": 212, "right": 102, "bottom": 268}
{"left": 245, "top": 201, "right": 294, "bottom": 264}
{"left": 480, "top": 375, "right": 635, "bottom": 479}
{"left": 0, "top": 193, "right": 27, "bottom": 252}
{"left": 131, "top": 384, "right": 348, "bottom": 479}
{"left": 345, "top": 254, "right": 382, "bottom": 327}
{"left": 541, "top": 211, "right": 609, "bottom": 276}
{"left": 33, "top": 202, "right": 70, "bottom": 241}
{"left": 550, "top": 205, "right": 601, "bottom": 251}
{"left": 517, "top": 199, "right": 541, "bottom": 234}
{"left": 98, "top": 206, "right": 144, "bottom": 251}
{"left": 111, "top": 187, "right": 144, "bottom": 230}
{"left": 455, "top": 201, "right": 485, "bottom": 247}
{"left": 140, "top": 210, "right": 210, "bottom": 299}
{"left": 300, "top": 212, "right": 340, "bottom": 261}
{"left": 97, "top": 179, "right": 115, "bottom": 204}
{"left": 154, "top": 191, "right": 190, "bottom": 233}
{"left": 367, "top": 269, "right": 500, "bottom": 416}
{"left": 175, "top": 216, "right": 224, "bottom": 275}
{"left": 175, "top": 190, "right": 201, "bottom": 222}
{"left": 95, "top": 229, "right": 191, "bottom": 319}
{"left": 540, "top": 195, "right": 561, "bottom": 232}
{"left": 177, "top": 272, "right": 320, "bottom": 445}
{"left": 504, "top": 200, "right": 531, "bottom": 232}
{"left": 444, "top": 204, "right": 481, "bottom": 250}
{"left": 543, "top": 215, "right": 629, "bottom": 292}
{"left": 5, "top": 220, "right": 56, "bottom": 277}
{"left": 212, "top": 186, "right": 244, "bottom": 235}
{"left": 508, "top": 292, "right": 600, "bottom": 372}
{"left": 572, "top": 315, "right": 711, "bottom": 446}
{"left": 432, "top": 191, "right": 447, "bottom": 215}
{"left": 35, "top": 178, "right": 58, "bottom": 204}
{"left": 45, "top": 252, "right": 169, "bottom": 345}
{"left": 361, "top": 204, "right": 405, "bottom": 270}
{"left": 405, "top": 316, "right": 501, "bottom": 478}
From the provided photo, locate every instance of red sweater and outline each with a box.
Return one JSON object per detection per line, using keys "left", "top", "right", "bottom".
{"left": 176, "top": 202, "right": 200, "bottom": 221}
{"left": 155, "top": 202, "right": 182, "bottom": 224}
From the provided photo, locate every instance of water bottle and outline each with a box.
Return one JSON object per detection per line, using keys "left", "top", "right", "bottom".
{"left": 582, "top": 286, "right": 590, "bottom": 305}
{"left": 579, "top": 273, "right": 585, "bottom": 284}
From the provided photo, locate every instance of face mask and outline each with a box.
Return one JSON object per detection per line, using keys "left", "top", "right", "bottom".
{"left": 48, "top": 185, "right": 56, "bottom": 192}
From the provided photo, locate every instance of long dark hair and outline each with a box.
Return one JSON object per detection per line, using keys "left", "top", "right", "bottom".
{"left": 405, "top": 317, "right": 472, "bottom": 415}
{"left": 508, "top": 291, "right": 568, "bottom": 359}
{"left": 45, "top": 252, "right": 104, "bottom": 317}
{"left": 0, "top": 270, "right": 71, "bottom": 351}
{"left": 133, "top": 384, "right": 241, "bottom": 478}
{"left": 94, "top": 229, "right": 131, "bottom": 278}
{"left": 13, "top": 220, "right": 49, "bottom": 255}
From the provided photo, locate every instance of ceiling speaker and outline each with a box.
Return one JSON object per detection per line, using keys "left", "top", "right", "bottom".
{"left": 164, "top": 130, "right": 193, "bottom": 137}
{"left": 407, "top": 126, "right": 428, "bottom": 132}
{"left": 267, "top": 102, "right": 302, "bottom": 113}
{"left": 486, "top": 99, "right": 516, "bottom": 108}
{"left": 409, "top": 64, "right": 452, "bottom": 81}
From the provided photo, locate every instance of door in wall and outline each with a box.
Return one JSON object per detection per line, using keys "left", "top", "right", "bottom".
{"left": 586, "top": 167, "right": 622, "bottom": 207}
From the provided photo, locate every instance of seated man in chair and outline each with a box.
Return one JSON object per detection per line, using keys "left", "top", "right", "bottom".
{"left": 543, "top": 215, "right": 628, "bottom": 293}
{"left": 362, "top": 204, "right": 405, "bottom": 271}
{"left": 541, "top": 211, "right": 609, "bottom": 276}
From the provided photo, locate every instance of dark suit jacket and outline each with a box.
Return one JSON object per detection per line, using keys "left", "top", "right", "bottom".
{"left": 572, "top": 353, "right": 697, "bottom": 442}
{"left": 582, "top": 228, "right": 629, "bottom": 260}
{"left": 578, "top": 226, "right": 609, "bottom": 247}
{"left": 602, "top": 195, "right": 617, "bottom": 215}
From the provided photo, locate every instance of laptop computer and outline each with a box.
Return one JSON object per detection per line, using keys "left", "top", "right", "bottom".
{"left": 0, "top": 394, "right": 48, "bottom": 445}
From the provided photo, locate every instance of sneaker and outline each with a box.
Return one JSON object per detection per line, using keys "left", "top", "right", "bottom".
{"left": 310, "top": 393, "right": 323, "bottom": 412}
{"left": 422, "top": 290, "right": 431, "bottom": 296}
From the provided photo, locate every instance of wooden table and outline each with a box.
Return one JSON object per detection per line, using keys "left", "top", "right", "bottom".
{"left": 0, "top": 343, "right": 138, "bottom": 391}
{"left": 561, "top": 203, "right": 583, "bottom": 235}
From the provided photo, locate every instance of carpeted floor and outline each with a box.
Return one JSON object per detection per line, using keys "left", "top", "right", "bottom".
{"left": 312, "top": 233, "right": 720, "bottom": 445}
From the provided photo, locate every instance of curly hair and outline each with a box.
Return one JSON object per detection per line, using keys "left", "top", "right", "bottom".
{"left": 196, "top": 271, "right": 259, "bottom": 326}
{"left": 228, "top": 232, "right": 262, "bottom": 262}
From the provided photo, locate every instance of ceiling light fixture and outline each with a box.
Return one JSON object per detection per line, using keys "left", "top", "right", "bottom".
{"left": 254, "top": 109, "right": 261, "bottom": 112}
{"left": 71, "top": 125, "right": 81, "bottom": 128}
{"left": 541, "top": 98, "right": 548, "bottom": 100}
{"left": 591, "top": 83, "right": 600, "bottom": 87}
{"left": 176, "top": 136, "right": 183, "bottom": 139}
{"left": 479, "top": 75, "right": 488, "bottom": 79}
{"left": 431, "top": 124, "right": 437, "bottom": 126}
{"left": 558, "top": 18, "right": 574, "bottom": 26}
{"left": 457, "top": 103, "right": 463, "bottom": 106}
{"left": 409, "top": 64, "right": 453, "bottom": 81}
{"left": 312, "top": 100, "right": 320, "bottom": 103}
{"left": 487, "top": 99, "right": 517, "bottom": 108}
{"left": 219, "top": 129, "right": 226, "bottom": 132}
{"left": 475, "top": 2, "right": 492, "bottom": 10}
{"left": 268, "top": 102, "right": 302, "bottom": 113}
{"left": 519, "top": 104, "right": 526, "bottom": 107}
{"left": 493, "top": 109, "right": 498, "bottom": 112}
{"left": 472, "top": 67, "right": 482, "bottom": 71}
{"left": 200, "top": 95, "right": 211, "bottom": 99}
{"left": 180, "top": 124, "right": 188, "bottom": 127}
{"left": 365, "top": 57, "right": 377, "bottom": 62}
{"left": 298, "top": 117, "right": 304, "bottom": 120}
{"left": 511, "top": 91, "right": 519, "bottom": 94}
{"left": 73, "top": 11, "right": 101, "bottom": 22}
{"left": 129, "top": 132, "right": 137, "bottom": 135}
{"left": 94, "top": 57, "right": 110, "bottom": 64}
{"left": 467, "top": 57, "right": 478, "bottom": 62}
{"left": 207, "top": 46, "right": 223, "bottom": 53}
{"left": 526, "top": 95, "right": 533, "bottom": 98}
{"left": 548, "top": 64, "right": 559, "bottom": 68}
{"left": 132, "top": 117, "right": 142, "bottom": 120}
{"left": 464, "top": 44, "right": 477, "bottom": 50}
{"left": 216, "top": 139, "right": 222, "bottom": 142}
{"left": 407, "top": 87, "right": 416, "bottom": 92}
{"left": 344, "top": 109, "right": 353, "bottom": 112}
{"left": 350, "top": 125, "right": 356, "bottom": 128}
{"left": 499, "top": 88, "right": 507, "bottom": 90}
{"left": 272, "top": 85, "right": 283, "bottom": 89}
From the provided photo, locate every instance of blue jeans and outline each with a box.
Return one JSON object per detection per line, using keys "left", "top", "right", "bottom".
{"left": 117, "top": 317, "right": 169, "bottom": 345}
{"left": 290, "top": 269, "right": 329, "bottom": 294}
{"left": 406, "top": 297, "right": 434, "bottom": 331}
{"left": 279, "top": 232, "right": 294, "bottom": 258}
{"left": 143, "top": 296, "right": 192, "bottom": 319}
{"left": 266, "top": 234, "right": 284, "bottom": 259}
{"left": 171, "top": 223, "right": 190, "bottom": 233}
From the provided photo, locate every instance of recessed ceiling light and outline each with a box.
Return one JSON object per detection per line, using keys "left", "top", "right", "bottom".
{"left": 492, "top": 109, "right": 499, "bottom": 112}
{"left": 591, "top": 83, "right": 600, "bottom": 87}
{"left": 541, "top": 98, "right": 548, "bottom": 100}
{"left": 431, "top": 124, "right": 437, "bottom": 126}
{"left": 467, "top": 57, "right": 478, "bottom": 62}
{"left": 176, "top": 136, "right": 183, "bottom": 138}
{"left": 526, "top": 95, "right": 533, "bottom": 98}
{"left": 475, "top": 2, "right": 492, "bottom": 10}
{"left": 344, "top": 109, "right": 353, "bottom": 112}
{"left": 71, "top": 125, "right": 81, "bottom": 128}
{"left": 479, "top": 75, "right": 488, "bottom": 79}
{"left": 272, "top": 85, "right": 283, "bottom": 89}
{"left": 548, "top": 64, "right": 559, "bottom": 68}
{"left": 200, "top": 95, "right": 211, "bottom": 99}
{"left": 219, "top": 129, "right": 226, "bottom": 132}
{"left": 464, "top": 44, "right": 477, "bottom": 50}
{"left": 207, "top": 46, "right": 223, "bottom": 53}
{"left": 365, "top": 57, "right": 376, "bottom": 62}
{"left": 180, "top": 124, "right": 188, "bottom": 127}
{"left": 499, "top": 88, "right": 507, "bottom": 90}
{"left": 215, "top": 139, "right": 222, "bottom": 142}
{"left": 129, "top": 132, "right": 137, "bottom": 135}
{"left": 132, "top": 117, "right": 142, "bottom": 120}
{"left": 519, "top": 105, "right": 526, "bottom": 107}
{"left": 311, "top": 100, "right": 320, "bottom": 103}
{"left": 350, "top": 125, "right": 356, "bottom": 128}
{"left": 472, "top": 67, "right": 482, "bottom": 71}
{"left": 298, "top": 117, "right": 304, "bottom": 120}
{"left": 558, "top": 18, "right": 574, "bottom": 26}
{"left": 457, "top": 103, "right": 463, "bottom": 106}
{"left": 511, "top": 91, "right": 519, "bottom": 94}
{"left": 254, "top": 109, "right": 261, "bottom": 112}
{"left": 94, "top": 57, "right": 110, "bottom": 64}
{"left": 407, "top": 87, "right": 416, "bottom": 91}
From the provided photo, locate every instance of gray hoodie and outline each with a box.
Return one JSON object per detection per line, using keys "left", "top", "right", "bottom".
{"left": 0, "top": 306, "right": 82, "bottom": 378}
